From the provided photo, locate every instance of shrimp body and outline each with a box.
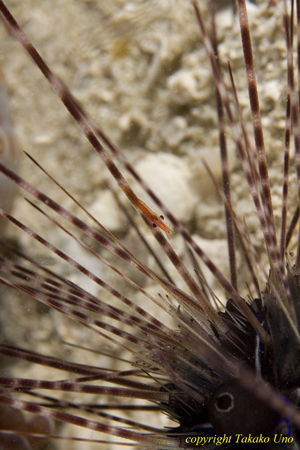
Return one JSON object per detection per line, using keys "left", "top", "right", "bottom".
{"left": 121, "top": 184, "right": 171, "bottom": 238}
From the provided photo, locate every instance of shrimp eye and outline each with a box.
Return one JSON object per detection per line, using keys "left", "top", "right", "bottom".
{"left": 160, "top": 215, "right": 164, "bottom": 220}
{"left": 152, "top": 223, "right": 157, "bottom": 228}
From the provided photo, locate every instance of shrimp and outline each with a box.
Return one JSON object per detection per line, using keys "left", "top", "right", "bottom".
{"left": 121, "top": 183, "right": 171, "bottom": 238}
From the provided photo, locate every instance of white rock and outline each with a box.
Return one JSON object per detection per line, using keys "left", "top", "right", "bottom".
{"left": 133, "top": 152, "right": 197, "bottom": 223}
{"left": 167, "top": 70, "right": 199, "bottom": 104}
{"left": 161, "top": 116, "right": 187, "bottom": 147}
{"left": 89, "top": 189, "right": 124, "bottom": 233}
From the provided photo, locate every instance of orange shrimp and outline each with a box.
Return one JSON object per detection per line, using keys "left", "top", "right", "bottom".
{"left": 121, "top": 184, "right": 171, "bottom": 239}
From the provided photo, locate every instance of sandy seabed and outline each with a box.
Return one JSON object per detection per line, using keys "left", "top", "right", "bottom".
{"left": 0, "top": 1, "right": 294, "bottom": 448}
